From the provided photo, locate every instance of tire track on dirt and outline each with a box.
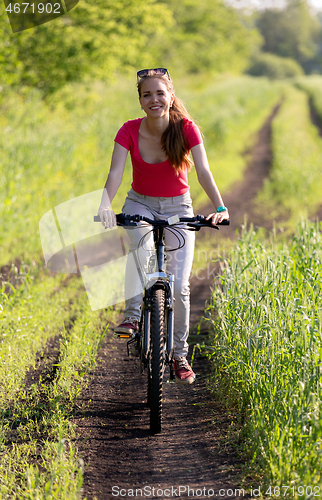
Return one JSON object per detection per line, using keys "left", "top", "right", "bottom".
{"left": 74, "top": 332, "right": 248, "bottom": 500}
{"left": 198, "top": 101, "right": 282, "bottom": 239}
{"left": 4, "top": 335, "right": 62, "bottom": 456}
{"left": 73, "top": 104, "right": 282, "bottom": 500}
{"left": 309, "top": 96, "right": 322, "bottom": 139}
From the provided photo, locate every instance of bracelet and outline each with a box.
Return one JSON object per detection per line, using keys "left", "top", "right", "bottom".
{"left": 216, "top": 206, "right": 228, "bottom": 213}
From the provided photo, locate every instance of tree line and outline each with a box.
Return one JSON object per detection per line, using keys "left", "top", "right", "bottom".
{"left": 251, "top": 0, "right": 322, "bottom": 77}
{"left": 0, "top": 0, "right": 321, "bottom": 99}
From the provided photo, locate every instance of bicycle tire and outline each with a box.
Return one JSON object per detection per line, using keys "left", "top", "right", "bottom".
{"left": 147, "top": 287, "right": 165, "bottom": 434}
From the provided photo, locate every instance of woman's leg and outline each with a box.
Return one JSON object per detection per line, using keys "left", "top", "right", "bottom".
{"left": 164, "top": 226, "right": 195, "bottom": 357}
{"left": 121, "top": 196, "right": 155, "bottom": 321}
{"left": 158, "top": 191, "right": 195, "bottom": 357}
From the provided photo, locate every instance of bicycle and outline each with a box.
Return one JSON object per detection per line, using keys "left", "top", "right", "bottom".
{"left": 94, "top": 212, "right": 229, "bottom": 434}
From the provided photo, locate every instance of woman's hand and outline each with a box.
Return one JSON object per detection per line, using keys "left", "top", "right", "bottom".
{"left": 98, "top": 206, "right": 117, "bottom": 229}
{"left": 206, "top": 210, "right": 230, "bottom": 226}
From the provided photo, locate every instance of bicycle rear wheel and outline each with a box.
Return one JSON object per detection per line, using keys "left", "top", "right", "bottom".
{"left": 147, "top": 287, "right": 165, "bottom": 434}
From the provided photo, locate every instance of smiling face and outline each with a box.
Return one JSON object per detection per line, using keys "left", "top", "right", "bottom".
{"left": 139, "top": 77, "right": 174, "bottom": 119}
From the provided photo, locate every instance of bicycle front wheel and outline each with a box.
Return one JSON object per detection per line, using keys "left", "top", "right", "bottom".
{"left": 148, "top": 287, "right": 165, "bottom": 435}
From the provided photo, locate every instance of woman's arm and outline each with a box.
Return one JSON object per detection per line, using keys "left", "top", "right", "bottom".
{"left": 191, "top": 143, "right": 229, "bottom": 225}
{"left": 98, "top": 142, "right": 129, "bottom": 228}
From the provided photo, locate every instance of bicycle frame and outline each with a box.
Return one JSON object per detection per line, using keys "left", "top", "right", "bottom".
{"left": 137, "top": 223, "right": 174, "bottom": 374}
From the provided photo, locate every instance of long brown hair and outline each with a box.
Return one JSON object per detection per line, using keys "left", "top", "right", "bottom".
{"left": 137, "top": 70, "right": 196, "bottom": 174}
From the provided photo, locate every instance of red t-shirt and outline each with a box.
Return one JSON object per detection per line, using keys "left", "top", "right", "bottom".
{"left": 114, "top": 117, "right": 203, "bottom": 197}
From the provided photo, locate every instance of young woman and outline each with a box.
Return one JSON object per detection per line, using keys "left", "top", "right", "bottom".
{"left": 98, "top": 68, "right": 229, "bottom": 385}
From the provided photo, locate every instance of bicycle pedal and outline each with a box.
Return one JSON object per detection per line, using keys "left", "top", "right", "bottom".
{"left": 113, "top": 332, "right": 133, "bottom": 339}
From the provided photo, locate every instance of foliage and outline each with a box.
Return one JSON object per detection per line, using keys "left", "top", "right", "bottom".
{"left": 255, "top": 0, "right": 321, "bottom": 72}
{"left": 160, "top": 0, "right": 262, "bottom": 76}
{"left": 0, "top": 0, "right": 173, "bottom": 97}
{"left": 0, "top": 0, "right": 262, "bottom": 98}
{"left": 0, "top": 269, "right": 82, "bottom": 402}
{"left": 182, "top": 76, "right": 282, "bottom": 207}
{"left": 246, "top": 53, "right": 304, "bottom": 79}
{"left": 209, "top": 221, "right": 322, "bottom": 489}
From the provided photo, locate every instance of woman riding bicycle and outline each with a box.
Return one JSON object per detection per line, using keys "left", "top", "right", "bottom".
{"left": 98, "top": 68, "right": 229, "bottom": 385}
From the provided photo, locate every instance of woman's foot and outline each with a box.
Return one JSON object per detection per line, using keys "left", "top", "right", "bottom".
{"left": 114, "top": 317, "right": 138, "bottom": 336}
{"left": 173, "top": 356, "right": 196, "bottom": 384}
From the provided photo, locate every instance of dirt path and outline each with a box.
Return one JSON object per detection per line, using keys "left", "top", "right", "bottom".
{"left": 198, "top": 101, "right": 282, "bottom": 239}
{"left": 74, "top": 334, "right": 249, "bottom": 500}
{"left": 71, "top": 104, "right": 283, "bottom": 500}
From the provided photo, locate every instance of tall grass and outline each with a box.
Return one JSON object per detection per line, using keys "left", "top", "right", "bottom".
{"left": 257, "top": 85, "right": 322, "bottom": 226}
{"left": 208, "top": 220, "right": 322, "bottom": 492}
{"left": 0, "top": 268, "right": 113, "bottom": 498}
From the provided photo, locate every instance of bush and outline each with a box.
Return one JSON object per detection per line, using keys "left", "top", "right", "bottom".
{"left": 246, "top": 53, "right": 304, "bottom": 79}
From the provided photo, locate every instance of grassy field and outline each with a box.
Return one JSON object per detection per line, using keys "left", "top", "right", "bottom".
{"left": 1, "top": 75, "right": 322, "bottom": 497}
{"left": 256, "top": 83, "right": 322, "bottom": 228}
{"left": 207, "top": 220, "right": 322, "bottom": 495}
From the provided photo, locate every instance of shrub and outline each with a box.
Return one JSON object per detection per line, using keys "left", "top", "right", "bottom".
{"left": 246, "top": 53, "right": 304, "bottom": 79}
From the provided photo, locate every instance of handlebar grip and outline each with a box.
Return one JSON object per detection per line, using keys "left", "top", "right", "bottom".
{"left": 219, "top": 219, "right": 230, "bottom": 226}
{"left": 94, "top": 215, "right": 100, "bottom": 222}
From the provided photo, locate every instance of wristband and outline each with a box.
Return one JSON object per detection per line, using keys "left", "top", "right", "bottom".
{"left": 216, "top": 206, "right": 228, "bottom": 213}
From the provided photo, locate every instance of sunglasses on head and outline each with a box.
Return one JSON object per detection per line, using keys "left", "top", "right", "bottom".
{"left": 137, "top": 68, "right": 170, "bottom": 82}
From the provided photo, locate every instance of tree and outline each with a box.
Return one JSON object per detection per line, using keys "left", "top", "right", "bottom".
{"left": 256, "top": 0, "right": 320, "bottom": 68}
{"left": 0, "top": 0, "right": 263, "bottom": 98}
{"left": 159, "top": 0, "right": 262, "bottom": 75}
{"left": 0, "top": 0, "right": 174, "bottom": 97}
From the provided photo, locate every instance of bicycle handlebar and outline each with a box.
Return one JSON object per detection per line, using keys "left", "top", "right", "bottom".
{"left": 94, "top": 213, "right": 230, "bottom": 230}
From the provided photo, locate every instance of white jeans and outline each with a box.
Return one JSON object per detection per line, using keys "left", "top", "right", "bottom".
{"left": 122, "top": 188, "right": 195, "bottom": 357}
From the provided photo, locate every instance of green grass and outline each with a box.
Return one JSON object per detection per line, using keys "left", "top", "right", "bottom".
{"left": 0, "top": 74, "right": 284, "bottom": 496}
{"left": 0, "top": 269, "right": 82, "bottom": 403}
{"left": 207, "top": 220, "right": 322, "bottom": 494}
{"left": 257, "top": 85, "right": 322, "bottom": 227}
{"left": 0, "top": 267, "right": 115, "bottom": 498}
